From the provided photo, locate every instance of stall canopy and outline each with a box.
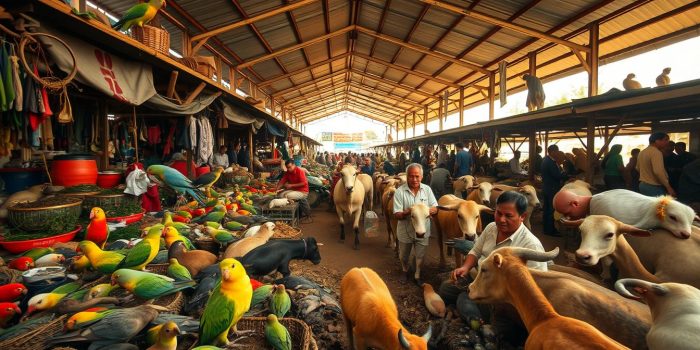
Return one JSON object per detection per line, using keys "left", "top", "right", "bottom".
{"left": 265, "top": 121, "right": 287, "bottom": 139}
{"left": 220, "top": 100, "right": 264, "bottom": 132}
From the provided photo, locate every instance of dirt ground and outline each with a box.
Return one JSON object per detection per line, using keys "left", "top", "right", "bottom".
{"left": 291, "top": 202, "right": 567, "bottom": 349}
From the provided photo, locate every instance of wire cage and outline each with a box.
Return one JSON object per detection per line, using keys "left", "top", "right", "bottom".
{"left": 262, "top": 202, "right": 299, "bottom": 228}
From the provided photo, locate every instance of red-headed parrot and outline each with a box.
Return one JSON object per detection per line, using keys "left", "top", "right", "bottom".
{"left": 147, "top": 165, "right": 205, "bottom": 205}
{"left": 86, "top": 207, "right": 109, "bottom": 249}
{"left": 0, "top": 283, "right": 27, "bottom": 302}
{"left": 269, "top": 285, "right": 291, "bottom": 318}
{"left": 192, "top": 167, "right": 224, "bottom": 198}
{"left": 111, "top": 269, "right": 195, "bottom": 300}
{"left": 116, "top": 228, "right": 161, "bottom": 271}
{"left": 112, "top": 0, "right": 166, "bottom": 32}
{"left": 77, "top": 241, "right": 125, "bottom": 274}
{"left": 198, "top": 258, "right": 252, "bottom": 346}
{"left": 264, "top": 314, "right": 291, "bottom": 350}
{"left": 0, "top": 302, "right": 21, "bottom": 328}
{"left": 192, "top": 205, "right": 226, "bottom": 224}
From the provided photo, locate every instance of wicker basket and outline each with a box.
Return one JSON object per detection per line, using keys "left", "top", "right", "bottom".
{"left": 179, "top": 55, "right": 216, "bottom": 78}
{"left": 0, "top": 314, "right": 67, "bottom": 350}
{"left": 187, "top": 317, "right": 312, "bottom": 350}
{"left": 146, "top": 263, "right": 169, "bottom": 275}
{"left": 81, "top": 193, "right": 138, "bottom": 213}
{"left": 131, "top": 25, "right": 170, "bottom": 56}
{"left": 8, "top": 197, "right": 83, "bottom": 231}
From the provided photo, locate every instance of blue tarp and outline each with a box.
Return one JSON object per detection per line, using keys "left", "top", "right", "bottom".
{"left": 266, "top": 121, "right": 288, "bottom": 138}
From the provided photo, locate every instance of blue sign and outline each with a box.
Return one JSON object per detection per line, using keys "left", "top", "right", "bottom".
{"left": 335, "top": 142, "right": 362, "bottom": 150}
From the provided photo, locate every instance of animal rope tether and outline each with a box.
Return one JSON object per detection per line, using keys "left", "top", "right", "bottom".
{"left": 19, "top": 32, "right": 77, "bottom": 91}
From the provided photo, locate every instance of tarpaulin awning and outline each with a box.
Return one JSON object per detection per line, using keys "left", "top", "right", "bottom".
{"left": 265, "top": 121, "right": 287, "bottom": 139}
{"left": 144, "top": 92, "right": 220, "bottom": 115}
{"left": 220, "top": 99, "right": 264, "bottom": 131}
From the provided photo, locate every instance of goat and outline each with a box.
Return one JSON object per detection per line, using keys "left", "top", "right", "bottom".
{"left": 469, "top": 247, "right": 629, "bottom": 349}
{"left": 489, "top": 184, "right": 541, "bottom": 230}
{"left": 616, "top": 278, "right": 700, "bottom": 350}
{"left": 223, "top": 222, "right": 275, "bottom": 258}
{"left": 341, "top": 267, "right": 431, "bottom": 350}
{"left": 334, "top": 165, "right": 366, "bottom": 250}
{"left": 434, "top": 195, "right": 493, "bottom": 266}
{"left": 399, "top": 203, "right": 432, "bottom": 281}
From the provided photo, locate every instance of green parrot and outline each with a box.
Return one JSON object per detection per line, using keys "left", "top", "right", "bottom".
{"left": 265, "top": 314, "right": 292, "bottom": 350}
{"left": 116, "top": 229, "right": 161, "bottom": 270}
{"left": 78, "top": 241, "right": 126, "bottom": 274}
{"left": 65, "top": 307, "right": 114, "bottom": 331}
{"left": 163, "top": 211, "right": 190, "bottom": 232}
{"left": 162, "top": 226, "right": 195, "bottom": 250}
{"left": 192, "top": 167, "right": 224, "bottom": 198}
{"left": 193, "top": 205, "right": 227, "bottom": 224}
{"left": 166, "top": 258, "right": 192, "bottom": 281}
{"left": 223, "top": 221, "right": 245, "bottom": 231}
{"left": 86, "top": 283, "right": 120, "bottom": 301}
{"left": 21, "top": 247, "right": 54, "bottom": 261}
{"left": 205, "top": 221, "right": 222, "bottom": 229}
{"left": 239, "top": 203, "right": 257, "bottom": 215}
{"left": 205, "top": 226, "right": 237, "bottom": 245}
{"left": 112, "top": 0, "right": 166, "bottom": 32}
{"left": 198, "top": 258, "right": 253, "bottom": 346}
{"left": 269, "top": 285, "right": 291, "bottom": 318}
{"left": 111, "top": 269, "right": 195, "bottom": 300}
{"left": 250, "top": 284, "right": 274, "bottom": 308}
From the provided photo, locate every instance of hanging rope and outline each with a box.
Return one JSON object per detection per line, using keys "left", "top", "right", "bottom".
{"left": 18, "top": 32, "right": 77, "bottom": 91}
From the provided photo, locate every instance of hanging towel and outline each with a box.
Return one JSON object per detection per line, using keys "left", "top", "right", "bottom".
{"left": 124, "top": 167, "right": 150, "bottom": 196}
{"left": 188, "top": 116, "right": 197, "bottom": 152}
{"left": 499, "top": 61, "right": 507, "bottom": 108}
{"left": 147, "top": 125, "right": 161, "bottom": 145}
{"left": 196, "top": 116, "right": 213, "bottom": 165}
{"left": 162, "top": 121, "right": 176, "bottom": 158}
{"left": 9, "top": 56, "right": 22, "bottom": 112}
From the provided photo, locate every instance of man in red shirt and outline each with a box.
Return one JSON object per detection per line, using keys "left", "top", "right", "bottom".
{"left": 276, "top": 159, "right": 309, "bottom": 200}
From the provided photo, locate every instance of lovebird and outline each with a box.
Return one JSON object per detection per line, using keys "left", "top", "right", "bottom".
{"left": 77, "top": 240, "right": 125, "bottom": 274}
{"left": 70, "top": 255, "right": 92, "bottom": 272}
{"left": 50, "top": 305, "right": 163, "bottom": 348}
{"left": 65, "top": 307, "right": 113, "bottom": 330}
{"left": 21, "top": 247, "right": 54, "bottom": 261}
{"left": 0, "top": 283, "right": 27, "bottom": 302}
{"left": 26, "top": 281, "right": 81, "bottom": 315}
{"left": 192, "top": 167, "right": 224, "bottom": 198}
{"left": 166, "top": 258, "right": 192, "bottom": 281}
{"left": 147, "top": 321, "right": 180, "bottom": 350}
{"left": 86, "top": 207, "right": 109, "bottom": 248}
{"left": 162, "top": 226, "right": 195, "bottom": 250}
{"left": 205, "top": 226, "right": 237, "bottom": 245}
{"left": 148, "top": 165, "right": 205, "bottom": 205}
{"left": 192, "top": 205, "right": 226, "bottom": 224}
{"left": 0, "top": 303, "right": 21, "bottom": 328}
{"left": 116, "top": 228, "right": 161, "bottom": 270}
{"left": 111, "top": 269, "right": 195, "bottom": 300}
{"left": 163, "top": 211, "right": 190, "bottom": 232}
{"left": 198, "top": 258, "right": 253, "bottom": 346}
{"left": 86, "top": 283, "right": 120, "bottom": 300}
{"left": 264, "top": 314, "right": 291, "bottom": 350}
{"left": 112, "top": 0, "right": 166, "bottom": 32}
{"left": 35, "top": 253, "right": 65, "bottom": 267}
{"left": 8, "top": 256, "right": 34, "bottom": 271}
{"left": 250, "top": 284, "right": 274, "bottom": 308}
{"left": 269, "top": 285, "right": 291, "bottom": 318}
{"left": 147, "top": 313, "right": 199, "bottom": 345}
{"left": 223, "top": 220, "right": 244, "bottom": 231}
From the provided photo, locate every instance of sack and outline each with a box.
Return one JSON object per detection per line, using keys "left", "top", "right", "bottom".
{"left": 57, "top": 87, "right": 73, "bottom": 123}
{"left": 364, "top": 210, "right": 379, "bottom": 238}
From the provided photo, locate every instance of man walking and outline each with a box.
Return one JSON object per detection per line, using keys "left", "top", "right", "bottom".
{"left": 454, "top": 143, "right": 473, "bottom": 177}
{"left": 637, "top": 132, "right": 676, "bottom": 197}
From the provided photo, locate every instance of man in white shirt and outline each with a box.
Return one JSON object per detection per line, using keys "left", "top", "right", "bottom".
{"left": 509, "top": 150, "right": 527, "bottom": 178}
{"left": 212, "top": 145, "right": 229, "bottom": 168}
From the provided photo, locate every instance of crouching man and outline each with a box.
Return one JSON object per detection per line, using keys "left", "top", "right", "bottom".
{"left": 439, "top": 191, "right": 549, "bottom": 345}
{"left": 393, "top": 163, "right": 438, "bottom": 284}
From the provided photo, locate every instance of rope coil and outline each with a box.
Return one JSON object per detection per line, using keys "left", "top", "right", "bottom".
{"left": 18, "top": 32, "right": 77, "bottom": 91}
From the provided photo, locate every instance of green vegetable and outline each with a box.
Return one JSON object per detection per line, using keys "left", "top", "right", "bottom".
{"left": 61, "top": 184, "right": 102, "bottom": 193}
{"left": 108, "top": 223, "right": 142, "bottom": 242}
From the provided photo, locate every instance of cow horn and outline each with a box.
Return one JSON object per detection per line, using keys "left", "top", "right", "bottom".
{"left": 478, "top": 205, "right": 494, "bottom": 214}
{"left": 616, "top": 221, "right": 652, "bottom": 237}
{"left": 509, "top": 247, "right": 559, "bottom": 262}
{"left": 398, "top": 328, "right": 411, "bottom": 349}
{"left": 615, "top": 278, "right": 668, "bottom": 299}
{"left": 422, "top": 324, "right": 433, "bottom": 341}
{"left": 560, "top": 218, "right": 584, "bottom": 227}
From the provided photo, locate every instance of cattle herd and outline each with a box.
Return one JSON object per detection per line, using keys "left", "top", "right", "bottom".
{"left": 334, "top": 168, "right": 700, "bottom": 350}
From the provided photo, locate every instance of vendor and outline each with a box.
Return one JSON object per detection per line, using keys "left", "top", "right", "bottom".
{"left": 360, "top": 157, "right": 375, "bottom": 175}
{"left": 276, "top": 159, "right": 309, "bottom": 200}
{"left": 212, "top": 145, "right": 229, "bottom": 168}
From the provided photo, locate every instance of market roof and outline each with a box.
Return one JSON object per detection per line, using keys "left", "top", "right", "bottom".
{"left": 89, "top": 0, "right": 700, "bottom": 129}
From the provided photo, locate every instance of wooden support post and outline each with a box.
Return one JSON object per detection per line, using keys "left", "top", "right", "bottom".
{"left": 439, "top": 97, "right": 443, "bottom": 132}
{"left": 270, "top": 99, "right": 276, "bottom": 118}
{"left": 443, "top": 90, "right": 449, "bottom": 130}
{"left": 588, "top": 21, "right": 600, "bottom": 97}
{"left": 458, "top": 87, "right": 464, "bottom": 126}
{"left": 412, "top": 112, "right": 416, "bottom": 138}
{"left": 229, "top": 68, "right": 236, "bottom": 91}
{"left": 99, "top": 102, "right": 108, "bottom": 170}
{"left": 395, "top": 120, "right": 399, "bottom": 141}
{"left": 528, "top": 130, "right": 536, "bottom": 180}
{"left": 166, "top": 71, "right": 178, "bottom": 98}
{"left": 595, "top": 119, "right": 624, "bottom": 160}
{"left": 248, "top": 125, "right": 254, "bottom": 175}
{"left": 403, "top": 116, "right": 407, "bottom": 140}
{"left": 271, "top": 136, "right": 276, "bottom": 160}
{"left": 215, "top": 56, "right": 223, "bottom": 84}
{"left": 183, "top": 82, "right": 206, "bottom": 105}
{"left": 282, "top": 107, "right": 286, "bottom": 122}
{"left": 423, "top": 105, "right": 428, "bottom": 133}
{"left": 586, "top": 117, "right": 595, "bottom": 184}
{"left": 181, "top": 32, "right": 191, "bottom": 57}
{"left": 488, "top": 73, "right": 495, "bottom": 120}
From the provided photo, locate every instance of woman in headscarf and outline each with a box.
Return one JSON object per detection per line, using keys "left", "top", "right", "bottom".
{"left": 602, "top": 144, "right": 625, "bottom": 190}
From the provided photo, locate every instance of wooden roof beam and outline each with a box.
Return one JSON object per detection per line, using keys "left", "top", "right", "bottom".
{"left": 237, "top": 25, "right": 355, "bottom": 70}
{"left": 347, "top": 91, "right": 411, "bottom": 114}
{"left": 295, "top": 95, "right": 344, "bottom": 115}
{"left": 273, "top": 69, "right": 348, "bottom": 97}
{"left": 258, "top": 53, "right": 352, "bottom": 87}
{"left": 355, "top": 26, "right": 490, "bottom": 75}
{"left": 354, "top": 53, "right": 459, "bottom": 88}
{"left": 346, "top": 98, "right": 405, "bottom": 119}
{"left": 420, "top": 0, "right": 590, "bottom": 53}
{"left": 286, "top": 82, "right": 349, "bottom": 105}
{"left": 299, "top": 108, "right": 344, "bottom": 123}
{"left": 190, "top": 0, "right": 317, "bottom": 53}
{"left": 347, "top": 82, "right": 424, "bottom": 108}
{"left": 349, "top": 68, "right": 437, "bottom": 99}
{"left": 284, "top": 0, "right": 314, "bottom": 73}
{"left": 346, "top": 101, "right": 403, "bottom": 121}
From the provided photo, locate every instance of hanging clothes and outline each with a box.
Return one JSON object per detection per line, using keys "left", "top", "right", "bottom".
{"left": 147, "top": 125, "right": 161, "bottom": 145}
{"left": 188, "top": 116, "right": 197, "bottom": 152}
{"left": 9, "top": 55, "right": 21, "bottom": 112}
{"left": 196, "top": 115, "right": 213, "bottom": 165}
{"left": 499, "top": 61, "right": 507, "bottom": 108}
{"left": 162, "top": 120, "right": 176, "bottom": 158}
{"left": 1, "top": 43, "right": 15, "bottom": 111}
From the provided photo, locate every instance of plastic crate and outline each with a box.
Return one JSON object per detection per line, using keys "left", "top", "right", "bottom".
{"left": 262, "top": 202, "right": 299, "bottom": 227}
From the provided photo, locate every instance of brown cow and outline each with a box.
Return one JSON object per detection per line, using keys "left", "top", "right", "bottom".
{"left": 434, "top": 195, "right": 493, "bottom": 266}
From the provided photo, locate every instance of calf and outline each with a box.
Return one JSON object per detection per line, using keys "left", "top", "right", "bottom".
{"left": 333, "top": 165, "right": 366, "bottom": 249}
{"left": 239, "top": 237, "right": 322, "bottom": 278}
{"left": 435, "top": 195, "right": 493, "bottom": 266}
{"left": 489, "top": 184, "right": 540, "bottom": 229}
{"left": 452, "top": 175, "right": 477, "bottom": 198}
{"left": 466, "top": 182, "right": 493, "bottom": 205}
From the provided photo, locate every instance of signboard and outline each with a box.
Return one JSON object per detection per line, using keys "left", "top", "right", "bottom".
{"left": 351, "top": 133, "right": 363, "bottom": 141}
{"left": 334, "top": 142, "right": 362, "bottom": 150}
{"left": 321, "top": 132, "right": 333, "bottom": 142}
{"left": 333, "top": 133, "right": 352, "bottom": 142}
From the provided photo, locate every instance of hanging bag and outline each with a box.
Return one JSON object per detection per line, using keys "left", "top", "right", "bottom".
{"left": 57, "top": 86, "right": 73, "bottom": 123}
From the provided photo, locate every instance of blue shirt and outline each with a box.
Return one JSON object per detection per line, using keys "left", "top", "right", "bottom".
{"left": 454, "top": 150, "right": 472, "bottom": 177}
{"left": 360, "top": 163, "right": 375, "bottom": 175}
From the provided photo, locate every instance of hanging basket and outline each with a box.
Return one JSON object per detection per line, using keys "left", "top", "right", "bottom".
{"left": 131, "top": 25, "right": 170, "bottom": 56}
{"left": 179, "top": 55, "right": 216, "bottom": 78}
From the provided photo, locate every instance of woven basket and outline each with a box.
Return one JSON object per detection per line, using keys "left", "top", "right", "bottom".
{"left": 0, "top": 314, "right": 67, "bottom": 350}
{"left": 82, "top": 193, "right": 138, "bottom": 212}
{"left": 179, "top": 55, "right": 216, "bottom": 78}
{"left": 8, "top": 197, "right": 83, "bottom": 231}
{"left": 187, "top": 317, "right": 312, "bottom": 350}
{"left": 146, "top": 263, "right": 169, "bottom": 275}
{"left": 131, "top": 25, "right": 170, "bottom": 56}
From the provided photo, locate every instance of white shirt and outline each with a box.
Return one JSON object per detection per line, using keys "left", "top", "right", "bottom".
{"left": 212, "top": 153, "right": 229, "bottom": 168}
{"left": 510, "top": 158, "right": 524, "bottom": 174}
{"left": 392, "top": 183, "right": 438, "bottom": 241}
{"left": 469, "top": 222, "right": 549, "bottom": 271}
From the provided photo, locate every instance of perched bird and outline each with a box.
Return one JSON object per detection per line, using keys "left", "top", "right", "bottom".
{"left": 21, "top": 247, "right": 54, "bottom": 261}
{"left": 0, "top": 302, "right": 21, "bottom": 328}
{"left": 223, "top": 220, "right": 245, "bottom": 231}
{"left": 264, "top": 314, "right": 291, "bottom": 350}
{"left": 183, "top": 264, "right": 219, "bottom": 317}
{"left": 35, "top": 253, "right": 65, "bottom": 267}
{"left": 147, "top": 321, "right": 180, "bottom": 350}
{"left": 656, "top": 67, "right": 671, "bottom": 87}
{"left": 198, "top": 258, "right": 253, "bottom": 346}
{"left": 50, "top": 305, "right": 164, "bottom": 348}
{"left": 623, "top": 73, "right": 642, "bottom": 90}
{"left": 116, "top": 228, "right": 161, "bottom": 270}
{"left": 162, "top": 211, "right": 190, "bottom": 232}
{"left": 269, "top": 285, "right": 291, "bottom": 318}
{"left": 8, "top": 257, "right": 34, "bottom": 271}
{"left": 26, "top": 281, "right": 81, "bottom": 315}
{"left": 111, "top": 269, "right": 195, "bottom": 300}
{"left": 0, "top": 283, "right": 27, "bottom": 302}
{"left": 168, "top": 241, "right": 217, "bottom": 277}
{"left": 205, "top": 226, "right": 237, "bottom": 245}
{"left": 250, "top": 284, "right": 274, "bottom": 308}
{"left": 162, "top": 226, "right": 194, "bottom": 250}
{"left": 166, "top": 258, "right": 192, "bottom": 281}
{"left": 112, "top": 0, "right": 166, "bottom": 32}
{"left": 77, "top": 240, "right": 126, "bottom": 274}
{"left": 148, "top": 313, "right": 200, "bottom": 344}
{"left": 65, "top": 307, "right": 113, "bottom": 330}
{"left": 70, "top": 255, "right": 92, "bottom": 272}
{"left": 422, "top": 283, "right": 446, "bottom": 318}
{"left": 192, "top": 205, "right": 227, "bottom": 224}
{"left": 86, "top": 283, "right": 120, "bottom": 301}
{"left": 192, "top": 167, "right": 224, "bottom": 198}
{"left": 86, "top": 207, "right": 109, "bottom": 248}
{"left": 147, "top": 165, "right": 205, "bottom": 205}
{"left": 522, "top": 73, "right": 545, "bottom": 110}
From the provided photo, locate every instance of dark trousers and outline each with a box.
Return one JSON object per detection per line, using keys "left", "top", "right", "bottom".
{"left": 542, "top": 190, "right": 557, "bottom": 234}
